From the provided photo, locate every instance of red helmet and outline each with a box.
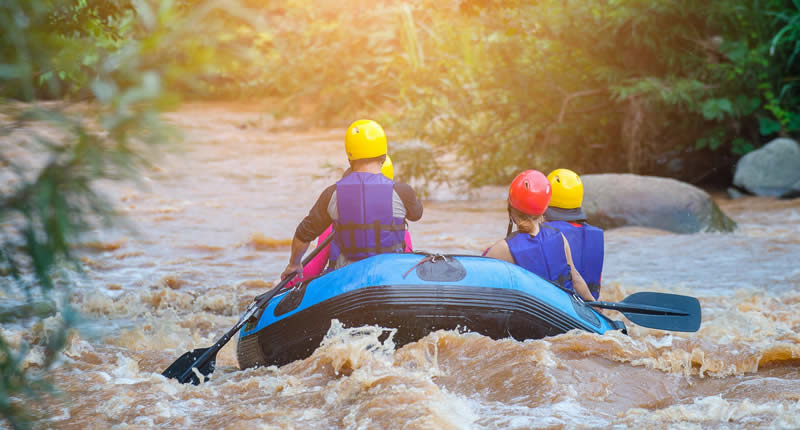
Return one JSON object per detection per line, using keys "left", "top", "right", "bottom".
{"left": 508, "top": 170, "right": 552, "bottom": 216}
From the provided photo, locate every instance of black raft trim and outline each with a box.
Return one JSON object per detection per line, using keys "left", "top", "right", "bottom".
{"left": 237, "top": 284, "right": 617, "bottom": 369}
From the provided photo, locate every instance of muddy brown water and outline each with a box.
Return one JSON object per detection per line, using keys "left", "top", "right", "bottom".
{"left": 3, "top": 104, "right": 800, "bottom": 428}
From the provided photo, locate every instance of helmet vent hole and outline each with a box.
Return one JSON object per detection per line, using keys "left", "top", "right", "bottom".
{"left": 524, "top": 180, "right": 529, "bottom": 189}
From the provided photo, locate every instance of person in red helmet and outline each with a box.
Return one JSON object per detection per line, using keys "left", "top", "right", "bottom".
{"left": 484, "top": 170, "right": 594, "bottom": 301}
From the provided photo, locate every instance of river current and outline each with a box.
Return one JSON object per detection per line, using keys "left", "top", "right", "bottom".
{"left": 4, "top": 103, "right": 800, "bottom": 428}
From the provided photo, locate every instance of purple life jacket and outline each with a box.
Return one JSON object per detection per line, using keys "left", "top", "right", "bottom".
{"left": 545, "top": 220, "right": 604, "bottom": 299}
{"left": 329, "top": 172, "right": 406, "bottom": 264}
{"left": 505, "top": 224, "right": 574, "bottom": 291}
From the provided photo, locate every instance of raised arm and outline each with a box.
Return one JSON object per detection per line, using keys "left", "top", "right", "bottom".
{"left": 561, "top": 234, "right": 593, "bottom": 301}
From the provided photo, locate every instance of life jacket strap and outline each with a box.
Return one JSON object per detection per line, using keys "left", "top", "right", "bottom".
{"left": 334, "top": 220, "right": 405, "bottom": 258}
{"left": 335, "top": 221, "right": 405, "bottom": 231}
{"left": 541, "top": 223, "right": 558, "bottom": 232}
{"left": 338, "top": 245, "right": 405, "bottom": 254}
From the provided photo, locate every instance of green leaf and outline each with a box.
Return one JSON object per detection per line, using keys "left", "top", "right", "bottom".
{"left": 695, "top": 138, "right": 708, "bottom": 150}
{"left": 721, "top": 40, "right": 749, "bottom": 64}
{"left": 731, "top": 138, "right": 755, "bottom": 155}
{"left": 758, "top": 117, "right": 782, "bottom": 135}
{"left": 787, "top": 112, "right": 800, "bottom": 132}
{"left": 701, "top": 98, "right": 734, "bottom": 121}
{"left": 735, "top": 95, "right": 761, "bottom": 116}
{"left": 39, "top": 71, "right": 53, "bottom": 84}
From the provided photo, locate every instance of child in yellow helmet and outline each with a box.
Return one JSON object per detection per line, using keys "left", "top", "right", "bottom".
{"left": 284, "top": 154, "right": 414, "bottom": 287}
{"left": 544, "top": 169, "right": 604, "bottom": 299}
{"left": 281, "top": 120, "right": 422, "bottom": 281}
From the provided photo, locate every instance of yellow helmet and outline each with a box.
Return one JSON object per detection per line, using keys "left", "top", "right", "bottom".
{"left": 345, "top": 119, "right": 387, "bottom": 161}
{"left": 547, "top": 168, "right": 583, "bottom": 209}
{"left": 381, "top": 154, "right": 394, "bottom": 179}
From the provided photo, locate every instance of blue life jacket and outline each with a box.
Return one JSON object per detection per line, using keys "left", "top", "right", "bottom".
{"left": 329, "top": 172, "right": 406, "bottom": 264}
{"left": 505, "top": 225, "right": 574, "bottom": 291}
{"left": 545, "top": 220, "right": 604, "bottom": 299}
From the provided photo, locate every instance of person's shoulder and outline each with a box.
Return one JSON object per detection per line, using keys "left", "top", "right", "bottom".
{"left": 393, "top": 181, "right": 421, "bottom": 202}
{"left": 505, "top": 231, "right": 525, "bottom": 241}
{"left": 485, "top": 238, "right": 512, "bottom": 261}
{"left": 392, "top": 181, "right": 417, "bottom": 193}
{"left": 315, "top": 183, "right": 337, "bottom": 203}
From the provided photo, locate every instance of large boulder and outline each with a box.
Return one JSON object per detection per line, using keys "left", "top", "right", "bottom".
{"left": 581, "top": 174, "right": 736, "bottom": 233}
{"left": 733, "top": 138, "right": 800, "bottom": 198}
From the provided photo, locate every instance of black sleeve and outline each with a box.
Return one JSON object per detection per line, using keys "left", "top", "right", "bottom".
{"left": 394, "top": 182, "right": 423, "bottom": 222}
{"left": 294, "top": 185, "right": 336, "bottom": 242}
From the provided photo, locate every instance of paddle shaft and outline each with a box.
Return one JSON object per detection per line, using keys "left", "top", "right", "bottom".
{"left": 584, "top": 291, "right": 701, "bottom": 332}
{"left": 582, "top": 300, "right": 689, "bottom": 316}
{"left": 548, "top": 281, "right": 693, "bottom": 317}
{"left": 174, "top": 233, "right": 335, "bottom": 384}
{"left": 545, "top": 279, "right": 700, "bottom": 332}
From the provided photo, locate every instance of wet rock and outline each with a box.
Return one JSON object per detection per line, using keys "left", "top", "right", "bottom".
{"left": 581, "top": 174, "right": 736, "bottom": 233}
{"left": 733, "top": 138, "right": 800, "bottom": 198}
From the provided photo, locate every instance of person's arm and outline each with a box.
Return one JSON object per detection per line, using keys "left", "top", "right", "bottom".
{"left": 394, "top": 182, "right": 423, "bottom": 221}
{"left": 281, "top": 186, "right": 335, "bottom": 279}
{"left": 281, "top": 236, "right": 311, "bottom": 280}
{"left": 561, "top": 234, "right": 593, "bottom": 300}
{"left": 293, "top": 185, "right": 336, "bottom": 243}
{"left": 484, "top": 239, "right": 515, "bottom": 263}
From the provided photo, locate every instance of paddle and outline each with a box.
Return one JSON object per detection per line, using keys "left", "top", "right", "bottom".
{"left": 583, "top": 292, "right": 701, "bottom": 332}
{"left": 162, "top": 234, "right": 335, "bottom": 385}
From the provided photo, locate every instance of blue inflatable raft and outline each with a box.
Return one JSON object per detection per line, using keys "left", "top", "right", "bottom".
{"left": 236, "top": 253, "right": 626, "bottom": 369}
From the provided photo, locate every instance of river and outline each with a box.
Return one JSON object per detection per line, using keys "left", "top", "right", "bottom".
{"left": 5, "top": 103, "right": 800, "bottom": 428}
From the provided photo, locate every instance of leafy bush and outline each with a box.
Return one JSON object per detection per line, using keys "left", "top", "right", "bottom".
{"left": 192, "top": 0, "right": 799, "bottom": 186}
{"left": 0, "top": 0, "right": 262, "bottom": 427}
{"left": 393, "top": 0, "right": 800, "bottom": 185}
{"left": 7, "top": 0, "right": 799, "bottom": 187}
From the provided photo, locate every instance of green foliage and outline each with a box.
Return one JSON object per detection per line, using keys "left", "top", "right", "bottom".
{"left": 390, "top": 0, "right": 800, "bottom": 185}
{"left": 6, "top": 0, "right": 799, "bottom": 187}
{"left": 200, "top": 0, "right": 797, "bottom": 185}
{"left": 187, "top": 0, "right": 796, "bottom": 185}
{"left": 0, "top": 0, "right": 263, "bottom": 427}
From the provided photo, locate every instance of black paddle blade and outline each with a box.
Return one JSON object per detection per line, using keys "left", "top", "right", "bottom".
{"left": 161, "top": 348, "right": 216, "bottom": 385}
{"left": 620, "top": 292, "right": 701, "bottom": 332}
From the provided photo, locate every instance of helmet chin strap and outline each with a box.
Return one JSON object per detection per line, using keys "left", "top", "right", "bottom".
{"left": 507, "top": 213, "right": 514, "bottom": 237}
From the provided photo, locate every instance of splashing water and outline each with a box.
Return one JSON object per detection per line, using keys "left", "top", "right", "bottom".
{"left": 4, "top": 104, "right": 799, "bottom": 428}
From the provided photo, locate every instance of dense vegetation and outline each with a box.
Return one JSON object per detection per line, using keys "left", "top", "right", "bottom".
{"left": 4, "top": 0, "right": 799, "bottom": 186}
{"left": 1, "top": 0, "right": 798, "bottom": 426}
{"left": 187, "top": 0, "right": 800, "bottom": 186}
{"left": 0, "top": 0, "right": 262, "bottom": 426}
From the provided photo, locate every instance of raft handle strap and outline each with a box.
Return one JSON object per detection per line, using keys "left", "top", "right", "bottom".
{"left": 402, "top": 253, "right": 448, "bottom": 278}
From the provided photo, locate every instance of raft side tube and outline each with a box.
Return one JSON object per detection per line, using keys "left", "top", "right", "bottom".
{"left": 237, "top": 254, "right": 621, "bottom": 369}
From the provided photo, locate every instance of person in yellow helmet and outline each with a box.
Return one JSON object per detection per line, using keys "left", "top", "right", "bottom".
{"left": 281, "top": 120, "right": 423, "bottom": 280}
{"left": 283, "top": 154, "right": 415, "bottom": 288}
{"left": 543, "top": 169, "right": 604, "bottom": 299}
